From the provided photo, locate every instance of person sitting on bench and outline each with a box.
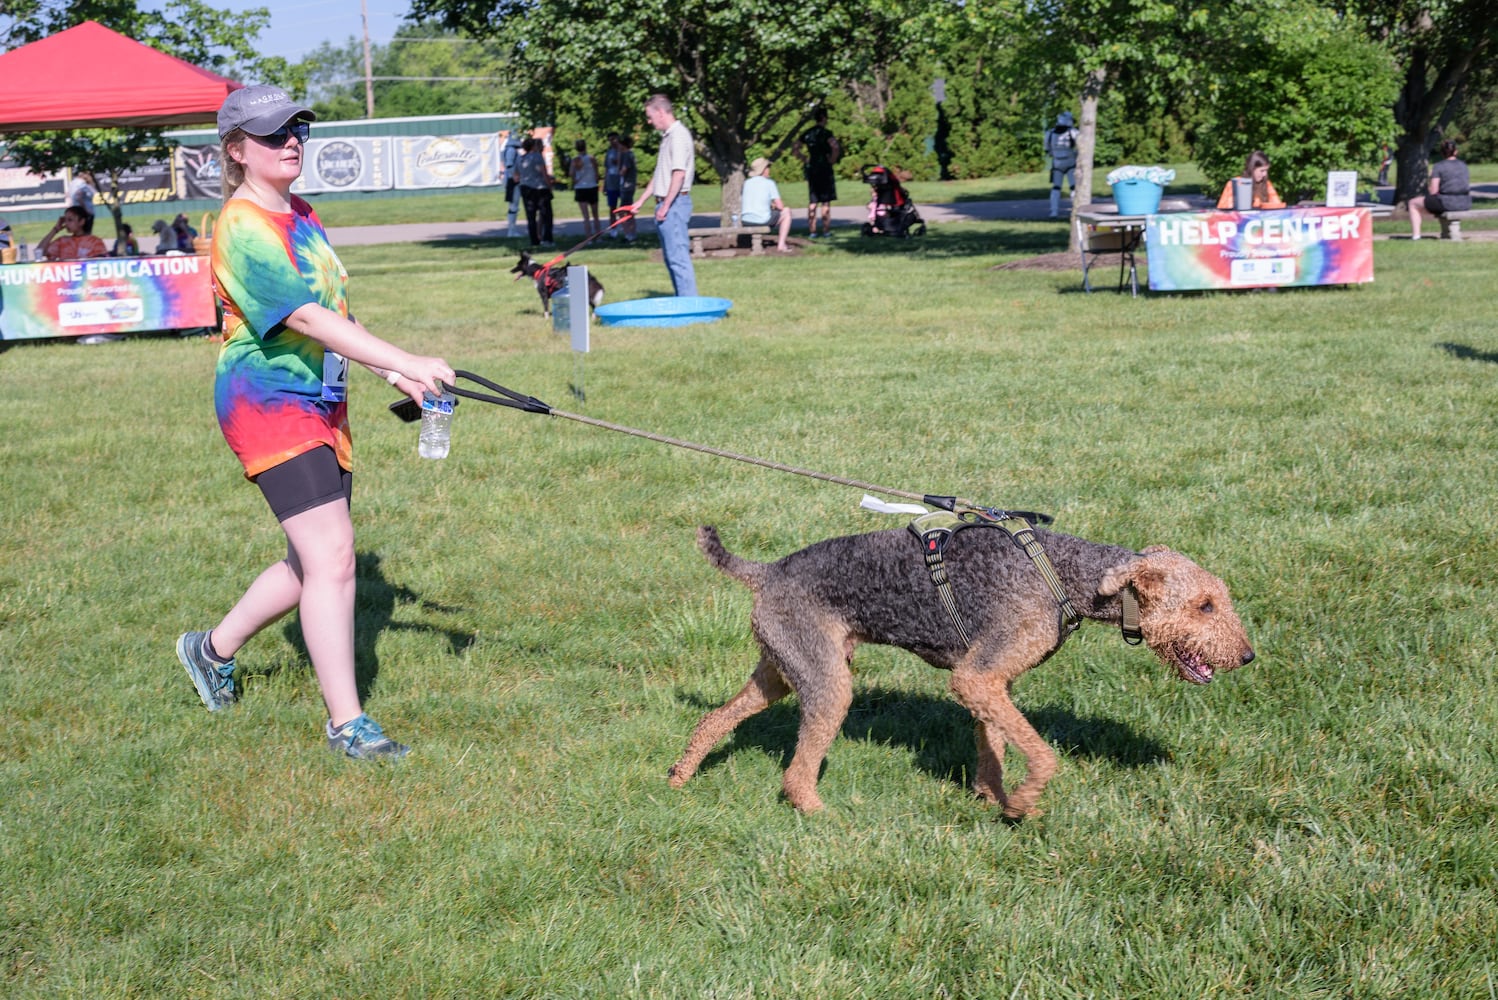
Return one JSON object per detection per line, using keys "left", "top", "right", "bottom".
{"left": 740, "top": 157, "right": 792, "bottom": 252}
{"left": 1408, "top": 140, "right": 1471, "bottom": 240}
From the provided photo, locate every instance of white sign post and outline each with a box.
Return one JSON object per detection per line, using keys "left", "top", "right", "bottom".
{"left": 550, "top": 265, "right": 591, "bottom": 400}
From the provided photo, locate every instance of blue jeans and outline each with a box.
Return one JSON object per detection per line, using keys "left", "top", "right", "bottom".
{"left": 657, "top": 194, "right": 697, "bottom": 297}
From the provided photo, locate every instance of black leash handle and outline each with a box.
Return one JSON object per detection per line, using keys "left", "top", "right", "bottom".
{"left": 441, "top": 370, "right": 552, "bottom": 414}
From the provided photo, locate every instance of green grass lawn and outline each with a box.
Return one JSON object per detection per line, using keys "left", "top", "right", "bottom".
{"left": 3, "top": 218, "right": 1497, "bottom": 997}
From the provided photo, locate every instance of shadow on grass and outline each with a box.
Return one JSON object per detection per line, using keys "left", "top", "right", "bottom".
{"left": 409, "top": 223, "right": 1070, "bottom": 264}
{"left": 826, "top": 222, "right": 1066, "bottom": 260}
{"left": 676, "top": 684, "right": 1168, "bottom": 794}
{"left": 272, "top": 551, "right": 475, "bottom": 703}
{"left": 1437, "top": 341, "right": 1498, "bottom": 364}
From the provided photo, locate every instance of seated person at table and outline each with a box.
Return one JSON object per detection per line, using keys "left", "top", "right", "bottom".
{"left": 38, "top": 207, "right": 108, "bottom": 261}
{"left": 1407, "top": 140, "right": 1471, "bottom": 240}
{"left": 740, "top": 157, "right": 792, "bottom": 252}
{"left": 0, "top": 218, "right": 12, "bottom": 251}
{"left": 172, "top": 213, "right": 198, "bottom": 249}
{"left": 113, "top": 222, "right": 140, "bottom": 256}
{"left": 1216, "top": 150, "right": 1286, "bottom": 210}
{"left": 151, "top": 218, "right": 181, "bottom": 253}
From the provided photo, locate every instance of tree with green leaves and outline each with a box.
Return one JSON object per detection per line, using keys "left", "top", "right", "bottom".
{"left": 927, "top": 0, "right": 1207, "bottom": 248}
{"left": 1194, "top": 5, "right": 1399, "bottom": 202}
{"left": 301, "top": 22, "right": 512, "bottom": 121}
{"left": 1342, "top": 0, "right": 1498, "bottom": 203}
{"left": 406, "top": 0, "right": 917, "bottom": 222}
{"left": 0, "top": 1, "right": 299, "bottom": 238}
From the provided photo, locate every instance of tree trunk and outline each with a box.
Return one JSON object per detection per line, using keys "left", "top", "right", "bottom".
{"left": 702, "top": 126, "right": 748, "bottom": 226}
{"left": 1068, "top": 66, "right": 1106, "bottom": 253}
{"left": 1388, "top": 17, "right": 1490, "bottom": 204}
{"left": 88, "top": 169, "right": 126, "bottom": 241}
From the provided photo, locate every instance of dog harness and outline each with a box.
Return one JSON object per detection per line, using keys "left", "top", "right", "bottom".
{"left": 908, "top": 503, "right": 1142, "bottom": 648}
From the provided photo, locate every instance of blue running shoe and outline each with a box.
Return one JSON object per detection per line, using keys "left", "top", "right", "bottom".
{"left": 327, "top": 714, "right": 410, "bottom": 760}
{"left": 177, "top": 631, "right": 236, "bottom": 711}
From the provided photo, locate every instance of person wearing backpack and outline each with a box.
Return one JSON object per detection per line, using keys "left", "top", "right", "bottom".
{"left": 1044, "top": 111, "right": 1080, "bottom": 219}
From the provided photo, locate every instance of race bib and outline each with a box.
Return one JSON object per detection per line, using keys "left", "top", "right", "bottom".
{"left": 322, "top": 350, "right": 348, "bottom": 402}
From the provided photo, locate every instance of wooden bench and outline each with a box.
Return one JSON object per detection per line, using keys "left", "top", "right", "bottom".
{"left": 1438, "top": 208, "right": 1498, "bottom": 241}
{"left": 689, "top": 225, "right": 773, "bottom": 257}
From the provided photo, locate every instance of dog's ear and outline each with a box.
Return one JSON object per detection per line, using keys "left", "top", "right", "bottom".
{"left": 1098, "top": 558, "right": 1142, "bottom": 598}
{"left": 1098, "top": 548, "right": 1171, "bottom": 599}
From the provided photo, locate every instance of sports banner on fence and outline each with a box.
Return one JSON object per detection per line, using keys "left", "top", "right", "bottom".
{"left": 0, "top": 157, "right": 66, "bottom": 211}
{"left": 1146, "top": 207, "right": 1374, "bottom": 291}
{"left": 177, "top": 144, "right": 225, "bottom": 200}
{"left": 95, "top": 160, "right": 177, "bottom": 205}
{"left": 293, "top": 137, "right": 393, "bottom": 195}
{"left": 0, "top": 254, "right": 216, "bottom": 340}
{"left": 394, "top": 134, "right": 501, "bottom": 190}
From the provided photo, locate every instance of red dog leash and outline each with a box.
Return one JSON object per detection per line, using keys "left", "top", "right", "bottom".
{"left": 534, "top": 206, "right": 639, "bottom": 288}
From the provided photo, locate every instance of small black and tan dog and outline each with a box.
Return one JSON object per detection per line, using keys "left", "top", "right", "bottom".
{"left": 511, "top": 251, "right": 605, "bottom": 318}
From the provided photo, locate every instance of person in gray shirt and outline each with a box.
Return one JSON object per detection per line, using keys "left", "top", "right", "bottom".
{"left": 1408, "top": 140, "right": 1471, "bottom": 240}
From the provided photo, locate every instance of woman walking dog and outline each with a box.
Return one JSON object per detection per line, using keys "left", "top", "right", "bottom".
{"left": 176, "top": 84, "right": 454, "bottom": 759}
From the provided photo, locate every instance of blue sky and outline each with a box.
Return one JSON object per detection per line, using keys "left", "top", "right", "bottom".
{"left": 141, "top": 0, "right": 404, "bottom": 63}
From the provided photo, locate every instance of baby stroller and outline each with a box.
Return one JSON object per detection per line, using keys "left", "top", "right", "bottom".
{"left": 861, "top": 165, "right": 926, "bottom": 238}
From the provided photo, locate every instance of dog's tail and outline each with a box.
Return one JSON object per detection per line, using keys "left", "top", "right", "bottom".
{"left": 697, "top": 526, "right": 768, "bottom": 590}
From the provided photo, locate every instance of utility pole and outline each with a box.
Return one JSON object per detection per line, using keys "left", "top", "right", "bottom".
{"left": 361, "top": 0, "right": 374, "bottom": 118}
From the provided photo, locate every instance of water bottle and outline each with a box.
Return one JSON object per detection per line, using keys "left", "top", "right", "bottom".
{"left": 18, "top": 243, "right": 29, "bottom": 262}
{"left": 731, "top": 212, "right": 740, "bottom": 228}
{"left": 418, "top": 390, "right": 455, "bottom": 459}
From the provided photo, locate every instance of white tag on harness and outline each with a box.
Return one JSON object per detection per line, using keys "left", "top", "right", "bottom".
{"left": 859, "top": 494, "right": 930, "bottom": 516}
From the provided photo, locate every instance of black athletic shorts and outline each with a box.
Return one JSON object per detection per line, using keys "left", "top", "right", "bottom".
{"left": 806, "top": 166, "right": 838, "bottom": 205}
{"left": 1426, "top": 194, "right": 1469, "bottom": 215}
{"left": 574, "top": 186, "right": 599, "bottom": 206}
{"left": 254, "top": 445, "right": 352, "bottom": 522}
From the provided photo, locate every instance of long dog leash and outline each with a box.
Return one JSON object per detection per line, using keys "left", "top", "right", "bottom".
{"left": 431, "top": 371, "right": 1134, "bottom": 647}
{"left": 532, "top": 207, "right": 639, "bottom": 287}
{"left": 439, "top": 370, "right": 990, "bottom": 511}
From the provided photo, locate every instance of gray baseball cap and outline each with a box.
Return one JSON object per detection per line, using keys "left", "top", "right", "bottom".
{"left": 217, "top": 84, "right": 316, "bottom": 140}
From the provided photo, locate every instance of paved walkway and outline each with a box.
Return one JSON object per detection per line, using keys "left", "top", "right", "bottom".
{"left": 323, "top": 198, "right": 1062, "bottom": 247}
{"left": 324, "top": 184, "right": 1495, "bottom": 248}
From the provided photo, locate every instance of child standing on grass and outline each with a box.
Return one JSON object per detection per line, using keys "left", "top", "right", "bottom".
{"left": 177, "top": 84, "right": 454, "bottom": 760}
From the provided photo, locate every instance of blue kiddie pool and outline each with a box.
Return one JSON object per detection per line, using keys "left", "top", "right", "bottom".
{"left": 594, "top": 296, "right": 733, "bottom": 327}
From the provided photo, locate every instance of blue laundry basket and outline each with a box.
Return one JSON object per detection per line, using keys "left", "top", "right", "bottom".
{"left": 1111, "top": 179, "right": 1164, "bottom": 215}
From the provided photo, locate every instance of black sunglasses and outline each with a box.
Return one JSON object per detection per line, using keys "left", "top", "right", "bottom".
{"left": 252, "top": 121, "right": 311, "bottom": 147}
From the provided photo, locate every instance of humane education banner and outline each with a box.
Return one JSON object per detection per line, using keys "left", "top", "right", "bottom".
{"left": 1146, "top": 206, "right": 1374, "bottom": 291}
{"left": 0, "top": 254, "right": 217, "bottom": 340}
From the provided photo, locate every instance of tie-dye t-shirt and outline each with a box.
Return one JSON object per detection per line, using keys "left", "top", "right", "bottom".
{"left": 211, "top": 195, "right": 353, "bottom": 479}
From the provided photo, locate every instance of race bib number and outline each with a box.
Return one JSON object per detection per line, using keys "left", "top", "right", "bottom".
{"left": 322, "top": 350, "right": 348, "bottom": 402}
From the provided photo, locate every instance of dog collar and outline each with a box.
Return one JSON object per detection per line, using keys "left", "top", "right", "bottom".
{"left": 1120, "top": 585, "right": 1143, "bottom": 645}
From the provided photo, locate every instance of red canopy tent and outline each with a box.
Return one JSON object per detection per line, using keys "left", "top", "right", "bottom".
{"left": 0, "top": 20, "right": 242, "bottom": 132}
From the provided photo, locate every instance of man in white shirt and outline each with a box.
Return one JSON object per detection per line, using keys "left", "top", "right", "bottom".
{"left": 630, "top": 94, "right": 697, "bottom": 297}
{"left": 740, "top": 157, "right": 792, "bottom": 252}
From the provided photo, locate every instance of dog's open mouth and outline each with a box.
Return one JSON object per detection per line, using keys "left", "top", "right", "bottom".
{"left": 1169, "top": 644, "right": 1214, "bottom": 684}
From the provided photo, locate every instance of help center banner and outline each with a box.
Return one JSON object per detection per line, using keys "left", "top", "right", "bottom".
{"left": 1146, "top": 207, "right": 1374, "bottom": 291}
